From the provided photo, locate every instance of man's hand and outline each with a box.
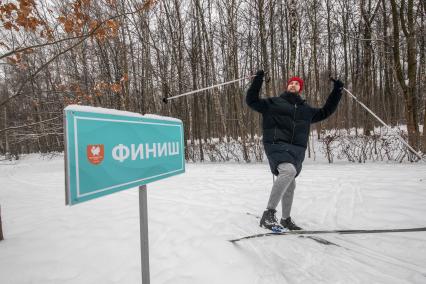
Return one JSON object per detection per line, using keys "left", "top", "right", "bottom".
{"left": 330, "top": 78, "right": 344, "bottom": 91}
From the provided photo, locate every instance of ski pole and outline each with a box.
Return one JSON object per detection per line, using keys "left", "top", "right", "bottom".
{"left": 331, "top": 78, "right": 425, "bottom": 161}
{"left": 162, "top": 74, "right": 257, "bottom": 103}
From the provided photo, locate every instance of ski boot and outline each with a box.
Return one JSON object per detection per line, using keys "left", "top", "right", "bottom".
{"left": 280, "top": 217, "right": 302, "bottom": 230}
{"left": 260, "top": 209, "right": 284, "bottom": 232}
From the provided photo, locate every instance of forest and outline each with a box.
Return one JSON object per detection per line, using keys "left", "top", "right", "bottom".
{"left": 0, "top": 0, "right": 425, "bottom": 162}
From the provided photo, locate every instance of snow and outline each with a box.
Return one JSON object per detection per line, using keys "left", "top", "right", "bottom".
{"left": 143, "top": 114, "right": 182, "bottom": 123}
{"left": 1, "top": 155, "right": 426, "bottom": 283}
{"left": 65, "top": 105, "right": 182, "bottom": 123}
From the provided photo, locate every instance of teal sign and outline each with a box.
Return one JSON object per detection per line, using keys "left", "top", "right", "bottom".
{"left": 64, "top": 107, "right": 185, "bottom": 205}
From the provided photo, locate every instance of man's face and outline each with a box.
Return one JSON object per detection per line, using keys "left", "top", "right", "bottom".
{"left": 287, "top": 80, "right": 301, "bottom": 93}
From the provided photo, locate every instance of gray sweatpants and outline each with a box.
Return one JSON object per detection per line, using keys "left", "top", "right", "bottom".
{"left": 266, "top": 163, "right": 297, "bottom": 219}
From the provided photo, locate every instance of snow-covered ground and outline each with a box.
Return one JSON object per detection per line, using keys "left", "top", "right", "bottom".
{"left": 1, "top": 154, "right": 426, "bottom": 283}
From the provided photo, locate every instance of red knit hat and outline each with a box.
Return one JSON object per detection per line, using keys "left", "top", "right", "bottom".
{"left": 287, "top": 76, "right": 304, "bottom": 92}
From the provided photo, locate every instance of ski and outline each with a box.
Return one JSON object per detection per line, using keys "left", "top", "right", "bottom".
{"left": 299, "top": 235, "right": 339, "bottom": 246}
{"left": 229, "top": 226, "right": 426, "bottom": 243}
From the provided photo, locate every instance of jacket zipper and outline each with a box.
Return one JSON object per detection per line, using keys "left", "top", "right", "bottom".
{"left": 290, "top": 104, "right": 297, "bottom": 144}
{"left": 273, "top": 127, "right": 277, "bottom": 144}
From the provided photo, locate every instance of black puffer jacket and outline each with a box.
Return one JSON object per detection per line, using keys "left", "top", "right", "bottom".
{"left": 246, "top": 75, "right": 343, "bottom": 176}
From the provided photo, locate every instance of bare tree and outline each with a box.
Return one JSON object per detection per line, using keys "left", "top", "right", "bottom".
{"left": 390, "top": 0, "right": 421, "bottom": 152}
{"left": 0, "top": 205, "right": 3, "bottom": 241}
{"left": 287, "top": 0, "right": 298, "bottom": 75}
{"left": 0, "top": 0, "right": 424, "bottom": 160}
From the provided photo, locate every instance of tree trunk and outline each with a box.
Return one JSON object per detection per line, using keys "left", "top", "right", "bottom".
{"left": 288, "top": 0, "right": 298, "bottom": 75}
{"left": 309, "top": 0, "right": 321, "bottom": 139}
{"left": 421, "top": 0, "right": 426, "bottom": 152}
{"left": 4, "top": 106, "right": 9, "bottom": 158}
{"left": 342, "top": 1, "right": 350, "bottom": 130}
{"left": 423, "top": 100, "right": 426, "bottom": 151}
{"left": 257, "top": 0, "right": 271, "bottom": 97}
{"left": 0, "top": 205, "right": 3, "bottom": 241}
{"left": 390, "top": 0, "right": 420, "bottom": 152}
{"left": 326, "top": 0, "right": 332, "bottom": 75}
{"left": 360, "top": 0, "right": 374, "bottom": 135}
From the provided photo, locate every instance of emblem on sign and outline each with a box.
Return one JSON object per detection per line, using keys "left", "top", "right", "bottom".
{"left": 87, "top": 144, "right": 104, "bottom": 165}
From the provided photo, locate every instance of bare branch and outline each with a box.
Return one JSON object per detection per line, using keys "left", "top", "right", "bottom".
{"left": 0, "top": 116, "right": 61, "bottom": 134}
{"left": 0, "top": 2, "right": 158, "bottom": 108}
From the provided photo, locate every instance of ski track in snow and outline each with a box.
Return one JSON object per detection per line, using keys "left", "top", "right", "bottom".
{"left": 1, "top": 155, "right": 426, "bottom": 283}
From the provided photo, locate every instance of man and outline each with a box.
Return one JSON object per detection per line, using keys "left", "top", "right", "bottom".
{"left": 246, "top": 70, "right": 344, "bottom": 231}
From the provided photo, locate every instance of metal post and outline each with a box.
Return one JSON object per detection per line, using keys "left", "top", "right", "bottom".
{"left": 139, "top": 185, "right": 150, "bottom": 284}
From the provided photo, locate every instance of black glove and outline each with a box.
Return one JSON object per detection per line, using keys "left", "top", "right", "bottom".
{"left": 255, "top": 70, "right": 265, "bottom": 79}
{"left": 331, "top": 78, "right": 344, "bottom": 92}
